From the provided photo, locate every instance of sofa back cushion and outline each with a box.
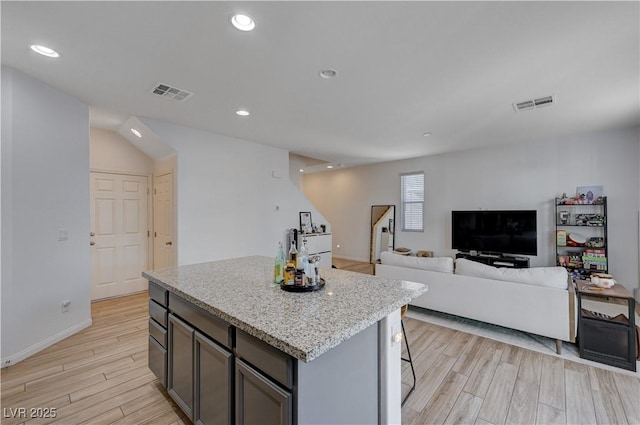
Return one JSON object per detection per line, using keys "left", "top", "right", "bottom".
{"left": 455, "top": 258, "right": 568, "bottom": 289}
{"left": 380, "top": 251, "right": 454, "bottom": 273}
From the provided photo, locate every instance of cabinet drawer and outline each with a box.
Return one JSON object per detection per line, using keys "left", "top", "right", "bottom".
{"left": 149, "top": 282, "right": 168, "bottom": 306}
{"left": 236, "top": 330, "right": 293, "bottom": 389}
{"left": 149, "top": 318, "right": 168, "bottom": 348}
{"left": 169, "top": 293, "right": 231, "bottom": 349}
{"left": 148, "top": 335, "right": 167, "bottom": 388}
{"left": 149, "top": 300, "right": 167, "bottom": 328}
{"left": 305, "top": 234, "right": 332, "bottom": 254}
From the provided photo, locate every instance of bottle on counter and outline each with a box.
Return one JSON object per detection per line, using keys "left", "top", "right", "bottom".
{"left": 274, "top": 242, "right": 286, "bottom": 284}
{"left": 284, "top": 262, "right": 296, "bottom": 286}
{"left": 288, "top": 240, "right": 298, "bottom": 264}
{"left": 297, "top": 238, "right": 308, "bottom": 271}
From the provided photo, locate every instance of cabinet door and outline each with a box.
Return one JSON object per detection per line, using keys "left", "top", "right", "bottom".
{"left": 168, "top": 314, "right": 194, "bottom": 420}
{"left": 194, "top": 332, "right": 233, "bottom": 425}
{"left": 236, "top": 359, "right": 292, "bottom": 425}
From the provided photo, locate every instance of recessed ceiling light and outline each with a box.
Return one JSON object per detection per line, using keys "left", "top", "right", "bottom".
{"left": 423, "top": 132, "right": 432, "bottom": 137}
{"left": 130, "top": 128, "right": 142, "bottom": 138}
{"left": 299, "top": 169, "right": 304, "bottom": 173}
{"left": 231, "top": 14, "right": 255, "bottom": 31}
{"left": 30, "top": 44, "right": 60, "bottom": 58}
{"left": 326, "top": 165, "right": 334, "bottom": 169}
{"left": 319, "top": 69, "right": 338, "bottom": 79}
{"left": 236, "top": 109, "right": 250, "bottom": 116}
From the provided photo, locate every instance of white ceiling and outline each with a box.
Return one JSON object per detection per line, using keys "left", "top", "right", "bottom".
{"left": 2, "top": 2, "right": 638, "bottom": 172}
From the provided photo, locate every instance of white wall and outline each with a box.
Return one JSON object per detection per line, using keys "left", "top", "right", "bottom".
{"left": 1, "top": 67, "right": 91, "bottom": 365}
{"left": 303, "top": 128, "right": 640, "bottom": 294}
{"left": 141, "top": 118, "right": 327, "bottom": 266}
{"left": 90, "top": 128, "right": 153, "bottom": 175}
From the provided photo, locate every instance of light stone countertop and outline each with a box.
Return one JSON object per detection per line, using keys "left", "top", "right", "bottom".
{"left": 143, "top": 255, "right": 427, "bottom": 362}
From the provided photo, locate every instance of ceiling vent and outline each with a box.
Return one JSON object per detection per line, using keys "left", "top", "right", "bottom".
{"left": 151, "top": 83, "right": 193, "bottom": 102}
{"left": 513, "top": 95, "right": 555, "bottom": 112}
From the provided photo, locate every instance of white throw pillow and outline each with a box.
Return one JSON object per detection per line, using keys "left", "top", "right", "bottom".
{"left": 455, "top": 258, "right": 567, "bottom": 289}
{"left": 380, "top": 251, "right": 454, "bottom": 273}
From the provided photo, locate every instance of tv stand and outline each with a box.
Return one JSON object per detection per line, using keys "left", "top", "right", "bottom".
{"left": 456, "top": 252, "right": 530, "bottom": 269}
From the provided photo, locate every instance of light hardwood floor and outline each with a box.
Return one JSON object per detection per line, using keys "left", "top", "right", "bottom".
{"left": 1, "top": 293, "right": 187, "bottom": 425}
{"left": 1, "top": 262, "right": 638, "bottom": 425}
{"left": 336, "top": 257, "right": 640, "bottom": 425}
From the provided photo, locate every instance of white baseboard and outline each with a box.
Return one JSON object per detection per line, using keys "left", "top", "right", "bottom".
{"left": 1, "top": 319, "right": 93, "bottom": 368}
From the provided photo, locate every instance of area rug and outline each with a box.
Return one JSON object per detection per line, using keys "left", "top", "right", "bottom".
{"left": 407, "top": 305, "right": 640, "bottom": 379}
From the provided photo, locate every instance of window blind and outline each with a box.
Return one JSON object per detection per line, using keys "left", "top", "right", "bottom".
{"left": 401, "top": 172, "right": 424, "bottom": 232}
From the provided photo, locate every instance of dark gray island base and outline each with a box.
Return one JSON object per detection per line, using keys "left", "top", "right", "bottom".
{"left": 144, "top": 256, "right": 426, "bottom": 425}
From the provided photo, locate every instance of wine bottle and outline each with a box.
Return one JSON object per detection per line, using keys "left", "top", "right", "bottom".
{"left": 274, "top": 242, "right": 286, "bottom": 284}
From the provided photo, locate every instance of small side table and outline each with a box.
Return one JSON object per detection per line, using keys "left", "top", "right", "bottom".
{"left": 576, "top": 281, "right": 637, "bottom": 372}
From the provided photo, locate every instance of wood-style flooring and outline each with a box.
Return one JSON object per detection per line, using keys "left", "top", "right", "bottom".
{"left": 1, "top": 293, "right": 187, "bottom": 425}
{"left": 336, "top": 257, "right": 640, "bottom": 425}
{"left": 1, "top": 260, "right": 638, "bottom": 425}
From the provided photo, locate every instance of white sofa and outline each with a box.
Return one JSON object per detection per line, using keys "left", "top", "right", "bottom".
{"left": 376, "top": 252, "right": 576, "bottom": 353}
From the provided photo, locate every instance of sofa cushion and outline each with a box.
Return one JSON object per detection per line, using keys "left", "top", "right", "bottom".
{"left": 455, "top": 258, "right": 568, "bottom": 289}
{"left": 380, "top": 251, "right": 454, "bottom": 273}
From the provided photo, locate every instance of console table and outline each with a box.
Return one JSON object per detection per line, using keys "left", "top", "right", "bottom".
{"left": 576, "top": 281, "right": 637, "bottom": 371}
{"left": 455, "top": 252, "right": 530, "bottom": 268}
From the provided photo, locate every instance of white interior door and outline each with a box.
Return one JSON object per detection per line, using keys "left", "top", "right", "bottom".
{"left": 153, "top": 172, "right": 174, "bottom": 269}
{"left": 90, "top": 172, "right": 149, "bottom": 300}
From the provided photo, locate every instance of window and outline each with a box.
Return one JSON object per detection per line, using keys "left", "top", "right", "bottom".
{"left": 401, "top": 172, "right": 424, "bottom": 232}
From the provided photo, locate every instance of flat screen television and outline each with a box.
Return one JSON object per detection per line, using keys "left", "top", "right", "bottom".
{"left": 451, "top": 210, "right": 537, "bottom": 256}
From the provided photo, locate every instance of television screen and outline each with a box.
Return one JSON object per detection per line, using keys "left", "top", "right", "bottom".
{"left": 451, "top": 210, "right": 537, "bottom": 256}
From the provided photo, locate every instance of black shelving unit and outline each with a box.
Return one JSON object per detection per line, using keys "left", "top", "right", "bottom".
{"left": 555, "top": 197, "right": 607, "bottom": 280}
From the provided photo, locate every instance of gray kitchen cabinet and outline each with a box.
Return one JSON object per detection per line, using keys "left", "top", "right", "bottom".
{"left": 167, "top": 314, "right": 194, "bottom": 420}
{"left": 235, "top": 359, "right": 292, "bottom": 425}
{"left": 194, "top": 331, "right": 233, "bottom": 425}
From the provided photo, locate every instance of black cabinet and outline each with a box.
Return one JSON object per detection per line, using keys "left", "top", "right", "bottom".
{"left": 576, "top": 281, "right": 636, "bottom": 372}
{"left": 455, "top": 252, "right": 530, "bottom": 268}
{"left": 236, "top": 359, "right": 292, "bottom": 425}
{"left": 168, "top": 314, "right": 195, "bottom": 419}
{"left": 194, "top": 331, "right": 233, "bottom": 425}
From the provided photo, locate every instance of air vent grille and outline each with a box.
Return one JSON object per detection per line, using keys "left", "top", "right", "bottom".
{"left": 513, "top": 95, "right": 555, "bottom": 112}
{"left": 151, "top": 83, "right": 193, "bottom": 102}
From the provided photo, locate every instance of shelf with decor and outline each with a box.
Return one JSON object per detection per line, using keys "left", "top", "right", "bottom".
{"left": 555, "top": 197, "right": 607, "bottom": 280}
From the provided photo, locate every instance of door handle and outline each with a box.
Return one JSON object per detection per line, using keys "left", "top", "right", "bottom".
{"left": 90, "top": 241, "right": 95, "bottom": 246}
{"left": 165, "top": 241, "right": 172, "bottom": 246}
{"left": 90, "top": 232, "right": 95, "bottom": 237}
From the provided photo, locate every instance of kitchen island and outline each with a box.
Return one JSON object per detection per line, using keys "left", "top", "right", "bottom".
{"left": 144, "top": 256, "right": 426, "bottom": 425}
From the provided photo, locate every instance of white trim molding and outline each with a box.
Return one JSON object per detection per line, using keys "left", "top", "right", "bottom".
{"left": 1, "top": 319, "right": 92, "bottom": 368}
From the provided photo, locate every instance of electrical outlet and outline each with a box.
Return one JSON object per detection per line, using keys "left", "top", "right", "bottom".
{"left": 57, "top": 228, "right": 69, "bottom": 241}
{"left": 62, "top": 300, "right": 71, "bottom": 313}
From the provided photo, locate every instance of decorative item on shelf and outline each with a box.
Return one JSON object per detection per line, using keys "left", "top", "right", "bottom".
{"left": 587, "top": 237, "right": 605, "bottom": 248}
{"left": 559, "top": 210, "right": 570, "bottom": 224}
{"left": 320, "top": 224, "right": 326, "bottom": 233}
{"left": 556, "top": 230, "right": 567, "bottom": 247}
{"left": 575, "top": 185, "right": 604, "bottom": 205}
{"left": 582, "top": 248, "right": 607, "bottom": 271}
{"left": 567, "top": 233, "right": 586, "bottom": 246}
{"left": 299, "top": 211, "right": 313, "bottom": 234}
{"left": 416, "top": 250, "right": 433, "bottom": 257}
